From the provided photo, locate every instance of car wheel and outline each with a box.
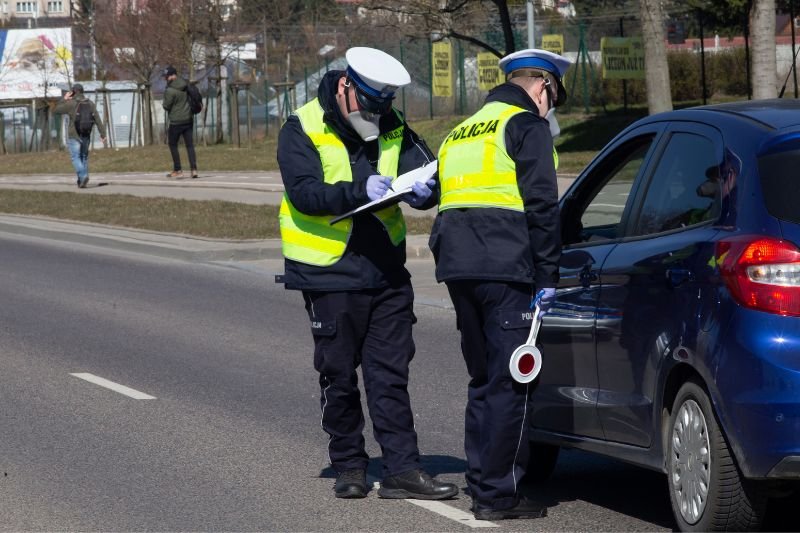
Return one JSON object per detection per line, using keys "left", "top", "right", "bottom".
{"left": 522, "top": 442, "right": 559, "bottom": 483}
{"left": 666, "top": 379, "right": 767, "bottom": 531}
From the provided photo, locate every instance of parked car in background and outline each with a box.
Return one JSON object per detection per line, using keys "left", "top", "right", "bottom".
{"left": 528, "top": 99, "right": 800, "bottom": 531}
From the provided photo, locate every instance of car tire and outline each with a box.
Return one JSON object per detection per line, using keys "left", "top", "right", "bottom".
{"left": 522, "top": 442, "right": 559, "bottom": 483}
{"left": 666, "top": 379, "right": 767, "bottom": 531}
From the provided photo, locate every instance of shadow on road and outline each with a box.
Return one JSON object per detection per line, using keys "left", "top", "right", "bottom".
{"left": 319, "top": 454, "right": 467, "bottom": 481}
{"left": 523, "top": 448, "right": 675, "bottom": 529}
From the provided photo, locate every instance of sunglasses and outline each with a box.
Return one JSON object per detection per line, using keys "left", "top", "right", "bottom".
{"left": 347, "top": 78, "right": 393, "bottom": 115}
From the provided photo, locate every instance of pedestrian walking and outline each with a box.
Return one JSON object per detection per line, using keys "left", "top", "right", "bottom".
{"left": 429, "top": 48, "right": 571, "bottom": 520}
{"left": 53, "top": 83, "right": 106, "bottom": 188}
{"left": 162, "top": 66, "right": 198, "bottom": 179}
{"left": 276, "top": 46, "right": 457, "bottom": 501}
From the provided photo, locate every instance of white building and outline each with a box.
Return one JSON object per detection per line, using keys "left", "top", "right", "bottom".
{"left": 0, "top": 0, "right": 71, "bottom": 20}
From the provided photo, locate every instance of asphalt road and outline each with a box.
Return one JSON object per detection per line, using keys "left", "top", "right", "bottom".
{"left": 2, "top": 233, "right": 796, "bottom": 531}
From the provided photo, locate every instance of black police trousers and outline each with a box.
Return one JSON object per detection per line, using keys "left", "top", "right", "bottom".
{"left": 446, "top": 280, "right": 535, "bottom": 510}
{"left": 302, "top": 283, "right": 420, "bottom": 477}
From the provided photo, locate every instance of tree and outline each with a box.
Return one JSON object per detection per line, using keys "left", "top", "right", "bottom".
{"left": 359, "top": 0, "right": 520, "bottom": 57}
{"left": 750, "top": 0, "right": 777, "bottom": 98}
{"left": 98, "top": 1, "right": 184, "bottom": 144}
{"left": 639, "top": 0, "right": 673, "bottom": 113}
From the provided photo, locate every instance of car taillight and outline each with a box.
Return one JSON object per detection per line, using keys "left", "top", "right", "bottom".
{"left": 717, "top": 236, "right": 800, "bottom": 316}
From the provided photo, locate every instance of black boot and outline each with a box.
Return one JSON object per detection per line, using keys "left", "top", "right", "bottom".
{"left": 473, "top": 497, "right": 548, "bottom": 520}
{"left": 378, "top": 469, "right": 458, "bottom": 500}
{"left": 334, "top": 469, "right": 367, "bottom": 499}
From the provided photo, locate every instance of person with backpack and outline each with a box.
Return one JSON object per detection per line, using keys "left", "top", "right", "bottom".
{"left": 162, "top": 66, "right": 199, "bottom": 179}
{"left": 54, "top": 83, "right": 106, "bottom": 189}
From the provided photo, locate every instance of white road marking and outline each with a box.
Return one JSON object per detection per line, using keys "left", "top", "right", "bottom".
{"left": 70, "top": 373, "right": 156, "bottom": 399}
{"left": 407, "top": 500, "right": 499, "bottom": 528}
{"left": 370, "top": 480, "right": 498, "bottom": 528}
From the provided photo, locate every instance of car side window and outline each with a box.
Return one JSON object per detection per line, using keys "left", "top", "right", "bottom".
{"left": 632, "top": 132, "right": 720, "bottom": 236}
{"left": 562, "top": 136, "right": 653, "bottom": 246}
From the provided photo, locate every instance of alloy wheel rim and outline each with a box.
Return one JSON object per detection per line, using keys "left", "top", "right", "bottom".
{"left": 670, "top": 398, "right": 711, "bottom": 524}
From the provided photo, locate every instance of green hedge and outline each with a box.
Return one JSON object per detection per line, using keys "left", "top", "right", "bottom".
{"left": 564, "top": 47, "right": 749, "bottom": 107}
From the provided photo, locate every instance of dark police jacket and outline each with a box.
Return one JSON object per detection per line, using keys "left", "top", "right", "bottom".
{"left": 277, "top": 70, "right": 436, "bottom": 291}
{"left": 429, "top": 82, "right": 561, "bottom": 288}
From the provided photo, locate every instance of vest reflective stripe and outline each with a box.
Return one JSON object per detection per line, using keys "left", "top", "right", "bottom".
{"left": 438, "top": 102, "right": 527, "bottom": 212}
{"left": 279, "top": 98, "right": 406, "bottom": 266}
{"left": 553, "top": 146, "right": 559, "bottom": 170}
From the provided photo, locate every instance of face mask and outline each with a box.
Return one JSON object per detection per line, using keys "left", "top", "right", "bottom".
{"left": 343, "top": 82, "right": 381, "bottom": 141}
{"left": 347, "top": 110, "right": 380, "bottom": 142}
{"left": 545, "top": 107, "right": 560, "bottom": 139}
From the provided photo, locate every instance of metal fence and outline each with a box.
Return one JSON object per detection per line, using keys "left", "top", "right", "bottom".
{"left": 4, "top": 9, "right": 798, "bottom": 152}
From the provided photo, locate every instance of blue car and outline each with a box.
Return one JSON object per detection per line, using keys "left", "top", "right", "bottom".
{"left": 529, "top": 99, "right": 800, "bottom": 531}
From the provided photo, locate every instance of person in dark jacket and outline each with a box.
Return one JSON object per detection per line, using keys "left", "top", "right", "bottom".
{"left": 53, "top": 83, "right": 106, "bottom": 188}
{"left": 162, "top": 66, "right": 197, "bottom": 178}
{"left": 277, "top": 47, "right": 457, "bottom": 501}
{"left": 429, "top": 48, "right": 571, "bottom": 521}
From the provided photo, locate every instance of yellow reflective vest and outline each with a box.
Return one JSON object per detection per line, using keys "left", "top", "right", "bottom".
{"left": 279, "top": 99, "right": 407, "bottom": 267}
{"left": 438, "top": 101, "right": 558, "bottom": 212}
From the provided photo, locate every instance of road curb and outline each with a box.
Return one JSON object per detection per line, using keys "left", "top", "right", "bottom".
{"left": 0, "top": 216, "right": 283, "bottom": 262}
{"left": 0, "top": 215, "right": 433, "bottom": 262}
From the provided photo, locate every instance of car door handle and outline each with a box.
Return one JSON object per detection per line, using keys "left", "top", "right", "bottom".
{"left": 666, "top": 268, "right": 694, "bottom": 288}
{"left": 579, "top": 266, "right": 599, "bottom": 287}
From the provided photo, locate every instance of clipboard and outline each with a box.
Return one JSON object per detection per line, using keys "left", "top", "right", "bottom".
{"left": 329, "top": 160, "right": 438, "bottom": 225}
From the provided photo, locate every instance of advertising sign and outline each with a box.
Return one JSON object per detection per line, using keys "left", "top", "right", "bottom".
{"left": 477, "top": 52, "right": 502, "bottom": 91}
{"left": 541, "top": 34, "right": 564, "bottom": 56}
{"left": 432, "top": 41, "right": 452, "bottom": 97}
{"left": 600, "top": 37, "right": 645, "bottom": 80}
{"left": 0, "top": 28, "right": 73, "bottom": 100}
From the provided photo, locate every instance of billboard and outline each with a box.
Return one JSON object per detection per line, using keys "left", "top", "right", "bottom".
{"left": 541, "top": 34, "right": 564, "bottom": 56}
{"left": 432, "top": 41, "right": 452, "bottom": 97}
{"left": 477, "top": 52, "right": 502, "bottom": 91}
{"left": 0, "top": 28, "right": 73, "bottom": 100}
{"left": 600, "top": 37, "right": 645, "bottom": 80}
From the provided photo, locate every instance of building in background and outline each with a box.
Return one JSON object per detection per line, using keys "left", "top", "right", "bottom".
{"left": 0, "top": 0, "right": 72, "bottom": 27}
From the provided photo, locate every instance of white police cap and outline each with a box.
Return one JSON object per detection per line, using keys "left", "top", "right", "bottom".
{"left": 345, "top": 47, "right": 411, "bottom": 101}
{"left": 499, "top": 48, "right": 571, "bottom": 78}
{"left": 499, "top": 48, "right": 571, "bottom": 106}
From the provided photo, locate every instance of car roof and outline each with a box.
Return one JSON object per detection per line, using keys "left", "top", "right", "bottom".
{"left": 642, "top": 98, "right": 800, "bottom": 131}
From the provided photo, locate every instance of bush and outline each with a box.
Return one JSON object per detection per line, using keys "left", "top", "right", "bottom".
{"left": 563, "top": 46, "right": 749, "bottom": 108}
{"left": 669, "top": 50, "right": 702, "bottom": 101}
{"left": 710, "top": 48, "right": 749, "bottom": 97}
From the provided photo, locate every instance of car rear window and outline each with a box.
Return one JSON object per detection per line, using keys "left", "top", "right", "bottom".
{"left": 760, "top": 147, "right": 800, "bottom": 224}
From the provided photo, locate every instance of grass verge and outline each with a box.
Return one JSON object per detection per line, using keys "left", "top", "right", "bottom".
{"left": 0, "top": 189, "right": 434, "bottom": 239}
{"left": 0, "top": 110, "right": 632, "bottom": 176}
{"left": 0, "top": 110, "right": 640, "bottom": 237}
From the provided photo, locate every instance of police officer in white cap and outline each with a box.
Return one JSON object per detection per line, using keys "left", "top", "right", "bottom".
{"left": 429, "top": 48, "right": 571, "bottom": 520}
{"left": 277, "top": 47, "right": 455, "bottom": 501}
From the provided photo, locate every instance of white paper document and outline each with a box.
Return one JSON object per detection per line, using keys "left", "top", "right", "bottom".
{"left": 329, "top": 160, "right": 438, "bottom": 225}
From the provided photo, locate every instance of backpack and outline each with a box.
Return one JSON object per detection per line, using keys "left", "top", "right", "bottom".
{"left": 185, "top": 83, "right": 203, "bottom": 115}
{"left": 74, "top": 100, "right": 94, "bottom": 137}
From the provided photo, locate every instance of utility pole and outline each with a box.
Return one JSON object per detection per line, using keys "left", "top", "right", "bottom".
{"left": 527, "top": 0, "right": 535, "bottom": 48}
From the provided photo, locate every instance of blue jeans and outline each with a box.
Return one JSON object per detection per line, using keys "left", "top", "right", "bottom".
{"left": 67, "top": 137, "right": 91, "bottom": 182}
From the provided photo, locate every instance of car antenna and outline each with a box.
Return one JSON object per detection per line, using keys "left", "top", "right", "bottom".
{"left": 779, "top": 45, "right": 800, "bottom": 98}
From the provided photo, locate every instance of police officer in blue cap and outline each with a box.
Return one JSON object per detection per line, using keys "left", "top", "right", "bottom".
{"left": 277, "top": 47, "right": 456, "bottom": 501}
{"left": 429, "top": 48, "right": 571, "bottom": 520}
